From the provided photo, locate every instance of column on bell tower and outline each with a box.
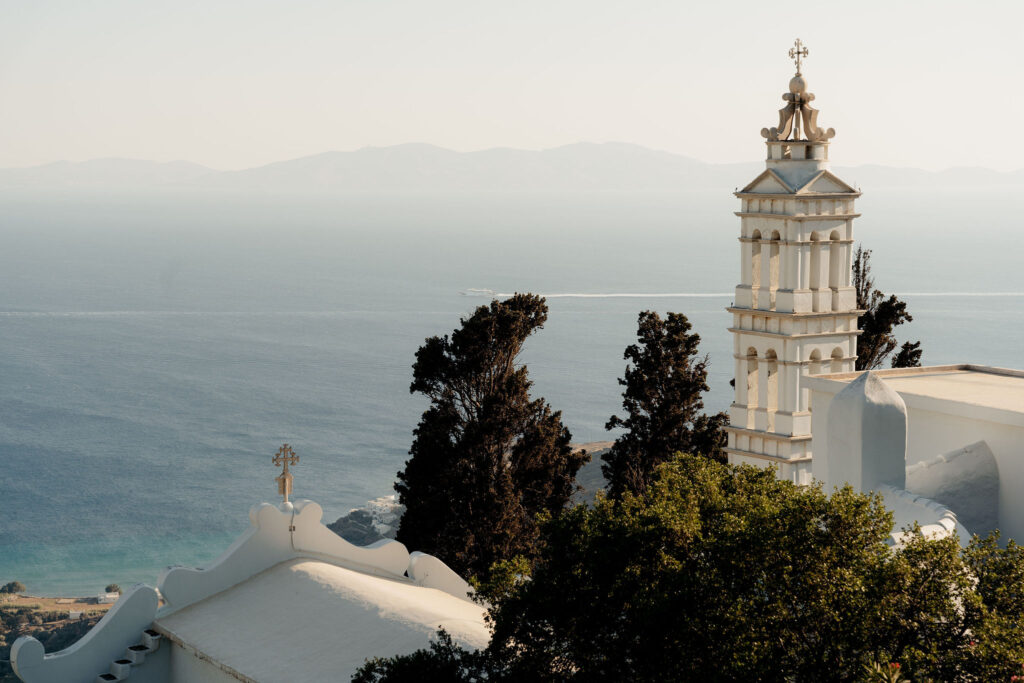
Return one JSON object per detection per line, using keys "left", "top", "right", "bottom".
{"left": 724, "top": 40, "right": 862, "bottom": 485}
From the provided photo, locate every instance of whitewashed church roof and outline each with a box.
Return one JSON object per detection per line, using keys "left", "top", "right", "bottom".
{"left": 808, "top": 364, "right": 1024, "bottom": 426}
{"left": 11, "top": 497, "right": 490, "bottom": 683}
{"left": 155, "top": 557, "right": 489, "bottom": 682}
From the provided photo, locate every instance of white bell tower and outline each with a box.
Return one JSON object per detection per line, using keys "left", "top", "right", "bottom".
{"left": 725, "top": 40, "right": 861, "bottom": 484}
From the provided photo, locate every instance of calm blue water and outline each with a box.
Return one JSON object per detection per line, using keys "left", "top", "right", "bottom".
{"left": 1, "top": 189, "right": 1021, "bottom": 595}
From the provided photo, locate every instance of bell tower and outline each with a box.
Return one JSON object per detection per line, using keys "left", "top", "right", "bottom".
{"left": 725, "top": 40, "right": 861, "bottom": 484}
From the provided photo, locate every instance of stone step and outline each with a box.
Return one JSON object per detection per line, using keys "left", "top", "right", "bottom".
{"left": 142, "top": 629, "right": 162, "bottom": 650}
{"left": 110, "top": 658, "right": 133, "bottom": 678}
{"left": 126, "top": 643, "right": 152, "bottom": 664}
{"left": 93, "top": 628, "right": 163, "bottom": 683}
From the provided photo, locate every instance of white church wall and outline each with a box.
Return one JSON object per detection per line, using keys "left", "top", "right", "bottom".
{"left": 169, "top": 645, "right": 241, "bottom": 683}
{"left": 408, "top": 552, "right": 476, "bottom": 603}
{"left": 158, "top": 499, "right": 411, "bottom": 614}
{"left": 902, "top": 408, "right": 1024, "bottom": 541}
{"left": 906, "top": 441, "right": 999, "bottom": 536}
{"left": 879, "top": 485, "right": 968, "bottom": 547}
{"left": 810, "top": 368, "right": 1024, "bottom": 543}
{"left": 823, "top": 373, "right": 907, "bottom": 493}
{"left": 809, "top": 390, "right": 835, "bottom": 486}
{"left": 109, "top": 642, "right": 170, "bottom": 683}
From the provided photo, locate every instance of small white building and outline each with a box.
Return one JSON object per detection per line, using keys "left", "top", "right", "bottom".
{"left": 808, "top": 365, "right": 1024, "bottom": 542}
{"left": 11, "top": 497, "right": 488, "bottom": 683}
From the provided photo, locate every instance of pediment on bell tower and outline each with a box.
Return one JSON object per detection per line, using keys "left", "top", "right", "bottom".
{"left": 795, "top": 170, "right": 857, "bottom": 195}
{"left": 740, "top": 169, "right": 794, "bottom": 194}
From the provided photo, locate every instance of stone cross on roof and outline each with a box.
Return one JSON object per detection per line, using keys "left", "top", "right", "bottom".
{"left": 789, "top": 38, "right": 808, "bottom": 76}
{"left": 273, "top": 444, "right": 299, "bottom": 504}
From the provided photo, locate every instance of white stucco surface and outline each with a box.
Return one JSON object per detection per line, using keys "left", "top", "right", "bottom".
{"left": 158, "top": 499, "right": 412, "bottom": 613}
{"left": 169, "top": 645, "right": 254, "bottom": 683}
{"left": 824, "top": 372, "right": 907, "bottom": 493}
{"left": 906, "top": 441, "right": 999, "bottom": 535}
{"left": 809, "top": 365, "right": 1024, "bottom": 541}
{"left": 879, "top": 485, "right": 968, "bottom": 547}
{"left": 724, "top": 68, "right": 860, "bottom": 486}
{"left": 408, "top": 551, "right": 476, "bottom": 603}
{"left": 11, "top": 497, "right": 487, "bottom": 683}
{"left": 872, "top": 368, "right": 1024, "bottom": 413}
{"left": 155, "top": 557, "right": 489, "bottom": 682}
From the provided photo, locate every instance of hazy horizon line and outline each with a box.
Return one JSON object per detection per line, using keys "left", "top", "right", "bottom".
{"left": 1, "top": 292, "right": 1023, "bottom": 317}
{"left": 4, "top": 141, "right": 1022, "bottom": 176}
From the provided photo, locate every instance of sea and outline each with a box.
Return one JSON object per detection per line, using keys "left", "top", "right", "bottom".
{"left": 2, "top": 187, "right": 1022, "bottom": 596}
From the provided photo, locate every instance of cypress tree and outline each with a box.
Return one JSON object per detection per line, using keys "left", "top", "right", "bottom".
{"left": 395, "top": 293, "right": 587, "bottom": 579}
{"left": 602, "top": 310, "right": 727, "bottom": 498}
{"left": 853, "top": 246, "right": 923, "bottom": 370}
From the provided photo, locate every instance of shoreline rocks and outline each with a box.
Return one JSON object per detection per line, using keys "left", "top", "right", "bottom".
{"left": 328, "top": 495, "right": 404, "bottom": 546}
{"left": 327, "top": 442, "right": 615, "bottom": 545}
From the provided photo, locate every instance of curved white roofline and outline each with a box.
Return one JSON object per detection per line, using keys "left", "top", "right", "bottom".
{"left": 11, "top": 498, "right": 479, "bottom": 683}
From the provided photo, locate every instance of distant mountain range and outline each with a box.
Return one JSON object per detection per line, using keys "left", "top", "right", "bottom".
{"left": 2, "top": 143, "right": 1022, "bottom": 194}
{"left": 0, "top": 158, "right": 213, "bottom": 190}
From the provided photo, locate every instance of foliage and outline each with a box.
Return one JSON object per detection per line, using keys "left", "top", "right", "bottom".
{"left": 352, "top": 631, "right": 489, "bottom": 683}
{"left": 890, "top": 341, "right": 923, "bottom": 369}
{"left": 853, "top": 246, "right": 923, "bottom": 370}
{"left": 104, "top": 584, "right": 121, "bottom": 594}
{"left": 358, "top": 455, "right": 1024, "bottom": 683}
{"left": 861, "top": 659, "right": 910, "bottom": 682}
{"left": 0, "top": 582, "right": 25, "bottom": 595}
{"left": 395, "top": 294, "right": 588, "bottom": 580}
{"left": 602, "top": 311, "right": 727, "bottom": 498}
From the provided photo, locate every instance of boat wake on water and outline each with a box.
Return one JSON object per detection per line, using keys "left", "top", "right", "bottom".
{"left": 458, "top": 291, "right": 1024, "bottom": 299}
{"left": 460, "top": 290, "right": 732, "bottom": 298}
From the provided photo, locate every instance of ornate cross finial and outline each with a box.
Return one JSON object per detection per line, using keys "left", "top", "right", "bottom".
{"left": 789, "top": 38, "right": 809, "bottom": 75}
{"left": 761, "top": 40, "right": 834, "bottom": 142}
{"left": 272, "top": 444, "right": 299, "bottom": 504}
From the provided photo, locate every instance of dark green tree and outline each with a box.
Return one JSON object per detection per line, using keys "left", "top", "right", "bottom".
{"left": 352, "top": 631, "right": 490, "bottom": 683}
{"left": 602, "top": 311, "right": 727, "bottom": 498}
{"left": 0, "top": 582, "right": 25, "bottom": 595}
{"left": 394, "top": 294, "right": 588, "bottom": 580}
{"left": 891, "top": 341, "right": 923, "bottom": 369}
{"left": 358, "top": 455, "right": 1024, "bottom": 683}
{"left": 853, "top": 246, "right": 923, "bottom": 370}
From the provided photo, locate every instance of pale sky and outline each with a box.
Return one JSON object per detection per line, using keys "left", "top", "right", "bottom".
{"left": 1, "top": 0, "right": 1022, "bottom": 171}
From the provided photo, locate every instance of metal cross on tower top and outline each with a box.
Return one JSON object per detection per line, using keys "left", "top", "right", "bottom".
{"left": 789, "top": 38, "right": 809, "bottom": 75}
{"left": 273, "top": 443, "right": 299, "bottom": 503}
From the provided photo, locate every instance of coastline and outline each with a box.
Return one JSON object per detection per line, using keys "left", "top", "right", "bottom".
{"left": 2, "top": 594, "right": 114, "bottom": 615}
{"left": 0, "top": 441, "right": 618, "bottom": 680}
{"left": 2, "top": 443, "right": 617, "bottom": 610}
{"left": 0, "top": 595, "right": 112, "bottom": 682}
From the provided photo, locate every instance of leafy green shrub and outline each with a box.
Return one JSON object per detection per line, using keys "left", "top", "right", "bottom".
{"left": 357, "top": 454, "right": 1024, "bottom": 682}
